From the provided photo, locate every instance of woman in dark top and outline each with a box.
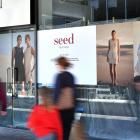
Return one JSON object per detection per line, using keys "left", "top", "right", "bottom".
{"left": 12, "top": 35, "right": 25, "bottom": 94}
{"left": 54, "top": 57, "right": 76, "bottom": 140}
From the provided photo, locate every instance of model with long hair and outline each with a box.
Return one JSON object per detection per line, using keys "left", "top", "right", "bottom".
{"left": 107, "top": 30, "right": 120, "bottom": 85}
{"left": 24, "top": 34, "right": 35, "bottom": 94}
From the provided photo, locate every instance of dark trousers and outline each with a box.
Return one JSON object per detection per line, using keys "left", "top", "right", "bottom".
{"left": 60, "top": 108, "right": 75, "bottom": 140}
{"left": 37, "top": 133, "right": 57, "bottom": 140}
{"left": 0, "top": 83, "right": 7, "bottom": 111}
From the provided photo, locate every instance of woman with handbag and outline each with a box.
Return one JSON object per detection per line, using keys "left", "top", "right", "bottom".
{"left": 54, "top": 56, "right": 76, "bottom": 140}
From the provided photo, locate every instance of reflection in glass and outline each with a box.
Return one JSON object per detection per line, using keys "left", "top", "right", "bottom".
{"left": 0, "top": 28, "right": 36, "bottom": 128}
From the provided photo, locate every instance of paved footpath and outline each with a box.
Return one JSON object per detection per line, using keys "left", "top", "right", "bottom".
{"left": 0, "top": 126, "right": 113, "bottom": 140}
{"left": 0, "top": 127, "right": 36, "bottom": 140}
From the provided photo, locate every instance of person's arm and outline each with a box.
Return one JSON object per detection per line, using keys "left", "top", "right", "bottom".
{"left": 118, "top": 39, "right": 120, "bottom": 62}
{"left": 107, "top": 40, "right": 110, "bottom": 62}
{"left": 31, "top": 47, "right": 35, "bottom": 72}
{"left": 54, "top": 74, "right": 61, "bottom": 104}
{"left": 11, "top": 48, "right": 15, "bottom": 67}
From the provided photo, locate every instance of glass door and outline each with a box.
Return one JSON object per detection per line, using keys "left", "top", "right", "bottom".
{"left": 0, "top": 26, "right": 36, "bottom": 128}
{"left": 0, "top": 31, "right": 13, "bottom": 126}
{"left": 11, "top": 28, "right": 36, "bottom": 128}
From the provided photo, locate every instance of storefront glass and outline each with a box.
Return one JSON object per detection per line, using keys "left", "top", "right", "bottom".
{"left": 0, "top": 26, "right": 37, "bottom": 128}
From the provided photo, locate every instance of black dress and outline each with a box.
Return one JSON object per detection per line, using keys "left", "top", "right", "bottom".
{"left": 14, "top": 47, "right": 25, "bottom": 82}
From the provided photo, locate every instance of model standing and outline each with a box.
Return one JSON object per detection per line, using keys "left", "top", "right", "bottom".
{"left": 24, "top": 34, "right": 35, "bottom": 93}
{"left": 107, "top": 30, "right": 120, "bottom": 85}
{"left": 12, "top": 35, "right": 25, "bottom": 94}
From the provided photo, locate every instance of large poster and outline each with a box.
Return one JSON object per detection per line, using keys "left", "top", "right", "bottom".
{"left": 133, "top": 21, "right": 140, "bottom": 77}
{"left": 12, "top": 32, "right": 35, "bottom": 83}
{"left": 0, "top": 31, "right": 35, "bottom": 83}
{"left": 0, "top": 0, "right": 30, "bottom": 27}
{"left": 97, "top": 22, "right": 134, "bottom": 85}
{"left": 38, "top": 26, "right": 97, "bottom": 86}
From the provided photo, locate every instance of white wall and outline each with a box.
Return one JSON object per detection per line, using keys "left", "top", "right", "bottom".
{"left": 0, "top": 0, "right": 30, "bottom": 27}
{"left": 38, "top": 26, "right": 97, "bottom": 86}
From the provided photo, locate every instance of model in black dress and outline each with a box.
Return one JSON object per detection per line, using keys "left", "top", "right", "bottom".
{"left": 12, "top": 35, "right": 25, "bottom": 94}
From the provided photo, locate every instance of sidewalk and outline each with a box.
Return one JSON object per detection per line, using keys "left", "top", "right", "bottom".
{"left": 0, "top": 126, "right": 111, "bottom": 140}
{"left": 0, "top": 127, "right": 35, "bottom": 140}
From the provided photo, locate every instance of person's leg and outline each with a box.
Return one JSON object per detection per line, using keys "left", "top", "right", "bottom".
{"left": 37, "top": 133, "right": 57, "bottom": 140}
{"left": 60, "top": 109, "right": 74, "bottom": 140}
{"left": 13, "top": 82, "right": 18, "bottom": 98}
{"left": 25, "top": 82, "right": 29, "bottom": 96}
{"left": 109, "top": 64, "right": 114, "bottom": 85}
{"left": 29, "top": 79, "right": 32, "bottom": 88}
{"left": 48, "top": 134, "right": 57, "bottom": 140}
{"left": 0, "top": 83, "right": 7, "bottom": 116}
{"left": 14, "top": 68, "right": 19, "bottom": 95}
{"left": 28, "top": 79, "right": 33, "bottom": 95}
{"left": 113, "top": 64, "right": 117, "bottom": 85}
{"left": 1, "top": 94, "right": 7, "bottom": 112}
{"left": 21, "top": 81, "right": 26, "bottom": 95}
